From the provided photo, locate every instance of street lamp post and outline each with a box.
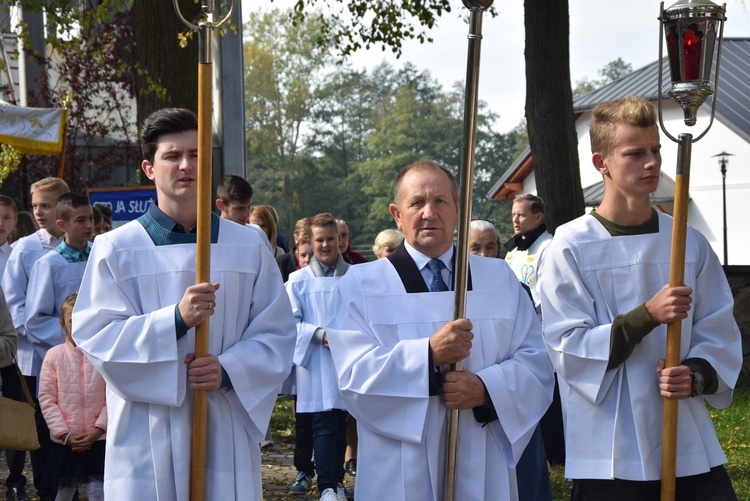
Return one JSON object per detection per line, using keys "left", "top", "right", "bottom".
{"left": 713, "top": 151, "right": 733, "bottom": 266}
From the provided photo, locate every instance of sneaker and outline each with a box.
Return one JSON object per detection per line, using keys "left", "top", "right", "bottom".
{"left": 337, "top": 482, "right": 354, "bottom": 501}
{"left": 289, "top": 471, "right": 313, "bottom": 495}
{"left": 345, "top": 458, "right": 357, "bottom": 477}
{"left": 320, "top": 488, "right": 339, "bottom": 501}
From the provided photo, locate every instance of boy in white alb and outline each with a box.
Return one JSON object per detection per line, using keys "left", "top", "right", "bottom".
{"left": 2, "top": 177, "right": 69, "bottom": 501}
{"left": 2, "top": 178, "right": 69, "bottom": 381}
{"left": 25, "top": 193, "right": 93, "bottom": 378}
{"left": 286, "top": 213, "right": 350, "bottom": 501}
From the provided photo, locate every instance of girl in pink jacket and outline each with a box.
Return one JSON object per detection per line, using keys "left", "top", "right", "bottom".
{"left": 39, "top": 292, "right": 106, "bottom": 501}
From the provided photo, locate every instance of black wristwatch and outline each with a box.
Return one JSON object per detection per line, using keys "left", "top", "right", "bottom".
{"left": 689, "top": 369, "right": 704, "bottom": 398}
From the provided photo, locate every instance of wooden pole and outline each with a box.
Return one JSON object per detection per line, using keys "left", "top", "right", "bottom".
{"left": 171, "top": 3, "right": 235, "bottom": 498}
{"left": 56, "top": 99, "right": 70, "bottom": 179}
{"left": 660, "top": 133, "right": 692, "bottom": 501}
{"left": 190, "top": 18, "right": 214, "bottom": 501}
{"left": 55, "top": 118, "right": 68, "bottom": 179}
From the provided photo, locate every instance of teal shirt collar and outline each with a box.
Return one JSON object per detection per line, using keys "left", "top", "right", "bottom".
{"left": 54, "top": 240, "right": 91, "bottom": 263}
{"left": 138, "top": 204, "right": 220, "bottom": 246}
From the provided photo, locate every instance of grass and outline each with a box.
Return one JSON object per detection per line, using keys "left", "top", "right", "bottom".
{"left": 270, "top": 388, "right": 750, "bottom": 500}
{"left": 268, "top": 397, "right": 296, "bottom": 444}
{"left": 711, "top": 386, "right": 750, "bottom": 500}
{"left": 548, "top": 386, "right": 750, "bottom": 500}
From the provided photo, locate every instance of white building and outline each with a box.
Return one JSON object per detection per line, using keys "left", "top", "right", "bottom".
{"left": 488, "top": 38, "right": 750, "bottom": 266}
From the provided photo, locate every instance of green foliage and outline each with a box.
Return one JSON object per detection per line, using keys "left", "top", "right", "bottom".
{"left": 288, "top": 0, "right": 455, "bottom": 57}
{"left": 0, "top": 144, "right": 23, "bottom": 185}
{"left": 268, "top": 398, "right": 296, "bottom": 443}
{"left": 2, "top": 1, "right": 139, "bottom": 194}
{"left": 549, "top": 463, "right": 571, "bottom": 500}
{"left": 573, "top": 57, "right": 633, "bottom": 99}
{"left": 244, "top": 7, "right": 521, "bottom": 247}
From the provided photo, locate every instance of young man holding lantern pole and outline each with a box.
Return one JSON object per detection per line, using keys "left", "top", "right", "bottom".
{"left": 539, "top": 96, "right": 740, "bottom": 500}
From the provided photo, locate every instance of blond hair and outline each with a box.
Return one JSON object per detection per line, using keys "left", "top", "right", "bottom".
{"left": 30, "top": 177, "right": 70, "bottom": 198}
{"left": 589, "top": 96, "right": 657, "bottom": 158}
{"left": 372, "top": 229, "right": 404, "bottom": 256}
{"left": 59, "top": 292, "right": 78, "bottom": 336}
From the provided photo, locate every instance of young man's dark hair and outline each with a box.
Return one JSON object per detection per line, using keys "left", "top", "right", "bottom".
{"left": 217, "top": 175, "right": 254, "bottom": 204}
{"left": 139, "top": 108, "right": 198, "bottom": 163}
{"left": 56, "top": 193, "right": 92, "bottom": 222}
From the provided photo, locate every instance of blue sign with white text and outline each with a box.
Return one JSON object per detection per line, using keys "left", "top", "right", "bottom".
{"left": 88, "top": 187, "right": 156, "bottom": 226}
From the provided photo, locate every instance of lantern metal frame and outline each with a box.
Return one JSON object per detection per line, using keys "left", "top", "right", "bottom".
{"left": 658, "top": 0, "right": 726, "bottom": 134}
{"left": 656, "top": 2, "right": 726, "bottom": 501}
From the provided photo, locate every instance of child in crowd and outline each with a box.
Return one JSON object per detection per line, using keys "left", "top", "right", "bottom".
{"left": 96, "top": 205, "right": 112, "bottom": 233}
{"left": 2, "top": 177, "right": 69, "bottom": 501}
{"left": 0, "top": 195, "right": 18, "bottom": 276}
{"left": 39, "top": 292, "right": 106, "bottom": 501}
{"left": 250, "top": 205, "right": 284, "bottom": 257}
{"left": 286, "top": 213, "right": 350, "bottom": 501}
{"left": 8, "top": 211, "right": 37, "bottom": 246}
{"left": 25, "top": 193, "right": 93, "bottom": 363}
{"left": 90, "top": 206, "right": 103, "bottom": 241}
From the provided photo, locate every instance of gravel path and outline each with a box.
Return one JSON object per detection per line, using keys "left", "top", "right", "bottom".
{"left": 0, "top": 443, "right": 355, "bottom": 500}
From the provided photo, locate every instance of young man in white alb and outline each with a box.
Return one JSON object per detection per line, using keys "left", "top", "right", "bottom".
{"left": 540, "top": 96, "right": 740, "bottom": 500}
{"left": 72, "top": 108, "right": 296, "bottom": 501}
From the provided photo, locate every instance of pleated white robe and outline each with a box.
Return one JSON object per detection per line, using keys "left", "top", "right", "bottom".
{"left": 287, "top": 265, "right": 346, "bottom": 413}
{"left": 539, "top": 212, "right": 742, "bottom": 481}
{"left": 1, "top": 229, "right": 62, "bottom": 375}
{"left": 24, "top": 251, "right": 87, "bottom": 380}
{"left": 72, "top": 218, "right": 296, "bottom": 501}
{"left": 327, "top": 255, "right": 554, "bottom": 501}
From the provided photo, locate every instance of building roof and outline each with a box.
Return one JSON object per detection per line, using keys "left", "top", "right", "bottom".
{"left": 486, "top": 145, "right": 532, "bottom": 200}
{"left": 489, "top": 38, "right": 750, "bottom": 200}
{"left": 573, "top": 38, "right": 750, "bottom": 142}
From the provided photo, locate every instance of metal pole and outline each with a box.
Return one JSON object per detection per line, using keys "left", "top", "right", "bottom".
{"left": 721, "top": 159, "right": 727, "bottom": 266}
{"left": 445, "top": 2, "right": 492, "bottom": 500}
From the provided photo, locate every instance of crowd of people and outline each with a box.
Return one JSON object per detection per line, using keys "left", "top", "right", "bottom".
{"left": 0, "top": 97, "right": 743, "bottom": 501}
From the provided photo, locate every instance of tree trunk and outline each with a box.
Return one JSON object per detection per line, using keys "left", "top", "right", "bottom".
{"left": 133, "top": 0, "right": 201, "bottom": 125}
{"left": 524, "top": 0, "right": 584, "bottom": 232}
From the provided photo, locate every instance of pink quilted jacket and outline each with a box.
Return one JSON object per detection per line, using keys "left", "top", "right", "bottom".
{"left": 39, "top": 340, "right": 107, "bottom": 443}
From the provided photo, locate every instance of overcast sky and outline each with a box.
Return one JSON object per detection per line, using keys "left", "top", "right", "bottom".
{"left": 242, "top": 0, "right": 750, "bottom": 132}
